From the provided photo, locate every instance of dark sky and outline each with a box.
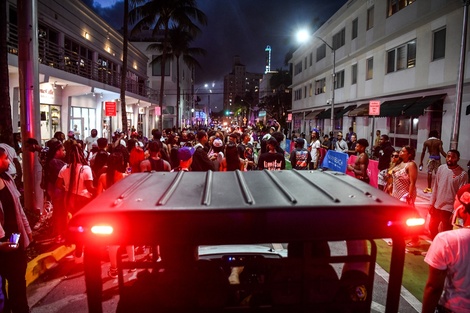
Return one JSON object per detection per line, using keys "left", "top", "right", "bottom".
{"left": 87, "top": 0, "right": 347, "bottom": 109}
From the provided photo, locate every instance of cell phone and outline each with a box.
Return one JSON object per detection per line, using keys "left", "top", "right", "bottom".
{"left": 9, "top": 233, "right": 20, "bottom": 247}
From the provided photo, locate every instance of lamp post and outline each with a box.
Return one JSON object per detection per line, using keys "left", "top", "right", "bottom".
{"left": 450, "top": 0, "right": 470, "bottom": 150}
{"left": 316, "top": 37, "right": 336, "bottom": 135}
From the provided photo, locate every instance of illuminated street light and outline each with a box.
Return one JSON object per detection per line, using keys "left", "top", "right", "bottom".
{"left": 296, "top": 29, "right": 310, "bottom": 43}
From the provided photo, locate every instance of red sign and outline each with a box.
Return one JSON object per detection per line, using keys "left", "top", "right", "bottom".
{"left": 105, "top": 101, "right": 116, "bottom": 116}
{"left": 155, "top": 106, "right": 161, "bottom": 116}
{"left": 369, "top": 100, "right": 381, "bottom": 116}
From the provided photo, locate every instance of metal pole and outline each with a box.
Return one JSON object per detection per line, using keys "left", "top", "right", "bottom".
{"left": 316, "top": 37, "right": 335, "bottom": 134}
{"left": 451, "top": 1, "right": 469, "bottom": 150}
{"left": 330, "top": 49, "right": 336, "bottom": 135}
{"left": 18, "top": 0, "right": 42, "bottom": 213}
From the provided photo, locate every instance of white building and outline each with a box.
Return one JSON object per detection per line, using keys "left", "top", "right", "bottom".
{"left": 6, "top": 0, "right": 181, "bottom": 143}
{"left": 290, "top": 0, "right": 470, "bottom": 163}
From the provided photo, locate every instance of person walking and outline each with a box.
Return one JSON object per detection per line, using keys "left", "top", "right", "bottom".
{"left": 419, "top": 130, "right": 446, "bottom": 193}
{"left": 428, "top": 150, "right": 468, "bottom": 239}
{"left": 422, "top": 185, "right": 470, "bottom": 313}
{"left": 0, "top": 147, "right": 33, "bottom": 313}
{"left": 391, "top": 146, "right": 418, "bottom": 247}
{"left": 308, "top": 131, "right": 320, "bottom": 170}
{"left": 258, "top": 137, "right": 285, "bottom": 171}
{"left": 375, "top": 135, "right": 395, "bottom": 191}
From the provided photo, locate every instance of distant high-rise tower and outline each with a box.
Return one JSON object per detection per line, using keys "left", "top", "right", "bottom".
{"left": 265, "top": 45, "right": 271, "bottom": 73}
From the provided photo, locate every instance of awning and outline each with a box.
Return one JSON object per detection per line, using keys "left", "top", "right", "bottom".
{"left": 305, "top": 109, "right": 325, "bottom": 119}
{"left": 402, "top": 94, "right": 446, "bottom": 116}
{"left": 348, "top": 103, "right": 369, "bottom": 117}
{"left": 317, "top": 107, "right": 343, "bottom": 119}
{"left": 378, "top": 97, "right": 422, "bottom": 117}
{"left": 335, "top": 105, "right": 357, "bottom": 119}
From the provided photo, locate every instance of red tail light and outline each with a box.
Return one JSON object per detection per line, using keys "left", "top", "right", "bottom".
{"left": 91, "top": 225, "right": 114, "bottom": 235}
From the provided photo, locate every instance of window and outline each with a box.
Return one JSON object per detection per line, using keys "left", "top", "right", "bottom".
{"left": 309, "top": 83, "right": 313, "bottom": 97}
{"left": 334, "top": 70, "right": 345, "bottom": 89}
{"left": 367, "top": 7, "right": 374, "bottom": 30}
{"left": 304, "top": 86, "right": 307, "bottom": 98}
{"left": 294, "top": 62, "right": 303, "bottom": 75}
{"left": 316, "top": 44, "right": 326, "bottom": 61}
{"left": 386, "top": 40, "right": 416, "bottom": 73}
{"left": 309, "top": 53, "right": 313, "bottom": 67}
{"left": 387, "top": 0, "right": 416, "bottom": 17}
{"left": 351, "top": 64, "right": 358, "bottom": 85}
{"left": 389, "top": 116, "right": 418, "bottom": 149}
{"left": 352, "top": 18, "right": 358, "bottom": 40}
{"left": 294, "top": 89, "right": 302, "bottom": 100}
{"left": 333, "top": 28, "right": 345, "bottom": 50}
{"left": 151, "top": 57, "right": 170, "bottom": 76}
{"left": 315, "top": 78, "right": 326, "bottom": 95}
{"left": 304, "top": 57, "right": 307, "bottom": 70}
{"left": 366, "top": 57, "right": 373, "bottom": 80}
{"left": 433, "top": 28, "right": 446, "bottom": 60}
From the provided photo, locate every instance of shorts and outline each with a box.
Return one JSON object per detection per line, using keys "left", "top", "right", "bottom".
{"left": 427, "top": 158, "right": 441, "bottom": 174}
{"left": 377, "top": 169, "right": 387, "bottom": 186}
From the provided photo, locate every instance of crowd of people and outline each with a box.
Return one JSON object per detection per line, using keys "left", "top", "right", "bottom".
{"left": 1, "top": 124, "right": 470, "bottom": 312}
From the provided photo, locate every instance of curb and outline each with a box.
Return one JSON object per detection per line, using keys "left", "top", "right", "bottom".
{"left": 26, "top": 244, "right": 75, "bottom": 287}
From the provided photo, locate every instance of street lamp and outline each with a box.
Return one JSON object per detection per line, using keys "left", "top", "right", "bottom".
{"left": 296, "top": 30, "right": 336, "bottom": 134}
{"left": 316, "top": 37, "right": 336, "bottom": 135}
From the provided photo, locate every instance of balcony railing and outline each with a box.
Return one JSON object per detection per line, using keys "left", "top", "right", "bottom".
{"left": 7, "top": 22, "right": 158, "bottom": 101}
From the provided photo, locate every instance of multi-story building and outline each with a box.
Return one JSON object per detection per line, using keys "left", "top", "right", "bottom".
{"left": 223, "top": 56, "right": 262, "bottom": 119}
{"left": 290, "top": 0, "right": 470, "bottom": 163}
{"left": 6, "top": 0, "right": 172, "bottom": 143}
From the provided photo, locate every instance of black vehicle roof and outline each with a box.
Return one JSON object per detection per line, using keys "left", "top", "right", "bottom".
{"left": 68, "top": 170, "right": 421, "bottom": 246}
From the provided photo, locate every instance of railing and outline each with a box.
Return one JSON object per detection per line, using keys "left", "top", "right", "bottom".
{"left": 7, "top": 22, "right": 158, "bottom": 101}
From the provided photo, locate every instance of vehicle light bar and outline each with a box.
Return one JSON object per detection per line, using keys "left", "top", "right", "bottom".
{"left": 91, "top": 225, "right": 114, "bottom": 235}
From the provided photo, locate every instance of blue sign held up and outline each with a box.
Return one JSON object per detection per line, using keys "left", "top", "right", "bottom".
{"left": 321, "top": 150, "right": 349, "bottom": 173}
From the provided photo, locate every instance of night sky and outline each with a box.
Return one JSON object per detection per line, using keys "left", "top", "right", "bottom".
{"left": 86, "top": 0, "right": 347, "bottom": 110}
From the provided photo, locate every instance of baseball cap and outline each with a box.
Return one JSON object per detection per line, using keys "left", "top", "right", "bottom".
{"left": 178, "top": 146, "right": 195, "bottom": 161}
{"left": 296, "top": 138, "right": 304, "bottom": 145}
{"left": 213, "top": 138, "right": 223, "bottom": 148}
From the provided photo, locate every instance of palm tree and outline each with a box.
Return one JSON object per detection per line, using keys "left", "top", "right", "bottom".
{"left": 129, "top": 0, "right": 207, "bottom": 130}
{"left": 147, "top": 26, "right": 206, "bottom": 130}
{"left": 120, "top": 0, "right": 129, "bottom": 134}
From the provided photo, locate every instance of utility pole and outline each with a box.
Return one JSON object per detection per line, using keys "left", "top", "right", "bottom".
{"left": 451, "top": 0, "right": 470, "bottom": 150}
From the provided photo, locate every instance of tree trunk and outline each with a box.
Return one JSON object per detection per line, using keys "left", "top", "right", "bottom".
{"left": 176, "top": 55, "right": 180, "bottom": 131}
{"left": 120, "top": 0, "right": 129, "bottom": 135}
{"left": 0, "top": 0, "right": 13, "bottom": 145}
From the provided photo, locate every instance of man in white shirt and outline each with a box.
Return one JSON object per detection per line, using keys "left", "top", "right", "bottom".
{"left": 84, "top": 129, "right": 98, "bottom": 152}
{"left": 335, "top": 132, "right": 348, "bottom": 153}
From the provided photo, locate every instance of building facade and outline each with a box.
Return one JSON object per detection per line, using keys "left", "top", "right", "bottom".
{"left": 290, "top": 0, "right": 470, "bottom": 163}
{"left": 223, "top": 56, "right": 262, "bottom": 125}
{"left": 6, "top": 0, "right": 162, "bottom": 143}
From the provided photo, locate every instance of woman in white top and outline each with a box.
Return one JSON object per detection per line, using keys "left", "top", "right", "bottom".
{"left": 308, "top": 131, "right": 321, "bottom": 170}
{"left": 56, "top": 143, "right": 95, "bottom": 215}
